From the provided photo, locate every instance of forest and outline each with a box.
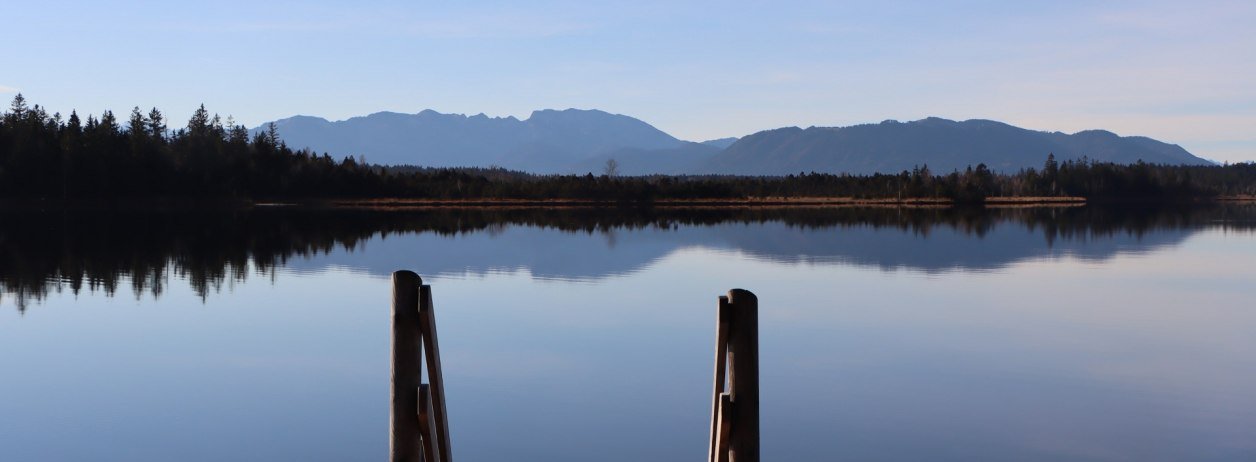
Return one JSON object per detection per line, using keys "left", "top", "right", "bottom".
{"left": 3, "top": 95, "right": 1255, "bottom": 204}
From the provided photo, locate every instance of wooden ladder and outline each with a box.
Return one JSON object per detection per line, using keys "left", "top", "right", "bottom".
{"left": 388, "top": 271, "right": 760, "bottom": 462}
{"left": 390, "top": 271, "right": 452, "bottom": 462}
{"left": 709, "top": 289, "right": 759, "bottom": 462}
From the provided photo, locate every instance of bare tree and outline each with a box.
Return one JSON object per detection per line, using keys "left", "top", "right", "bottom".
{"left": 603, "top": 158, "right": 619, "bottom": 177}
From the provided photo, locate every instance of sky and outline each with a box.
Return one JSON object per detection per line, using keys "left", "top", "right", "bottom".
{"left": 2, "top": 0, "right": 1253, "bottom": 163}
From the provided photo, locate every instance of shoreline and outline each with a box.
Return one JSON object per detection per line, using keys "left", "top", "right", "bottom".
{"left": 320, "top": 196, "right": 1088, "bottom": 209}
{"left": 5, "top": 195, "right": 1256, "bottom": 212}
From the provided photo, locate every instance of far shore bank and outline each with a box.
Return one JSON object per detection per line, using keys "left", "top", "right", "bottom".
{"left": 320, "top": 196, "right": 1088, "bottom": 209}
{"left": 5, "top": 195, "right": 1256, "bottom": 212}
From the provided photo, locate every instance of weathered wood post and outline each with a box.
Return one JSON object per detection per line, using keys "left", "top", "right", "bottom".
{"left": 419, "top": 285, "right": 453, "bottom": 462}
{"left": 390, "top": 271, "right": 454, "bottom": 462}
{"left": 709, "top": 289, "right": 759, "bottom": 462}
{"left": 419, "top": 384, "right": 442, "bottom": 462}
{"left": 390, "top": 271, "right": 422, "bottom": 462}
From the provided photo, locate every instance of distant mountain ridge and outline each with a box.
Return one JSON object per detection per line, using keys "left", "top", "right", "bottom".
{"left": 255, "top": 112, "right": 1210, "bottom": 175}
{"left": 258, "top": 108, "right": 719, "bottom": 174}
{"left": 702, "top": 117, "right": 1211, "bottom": 175}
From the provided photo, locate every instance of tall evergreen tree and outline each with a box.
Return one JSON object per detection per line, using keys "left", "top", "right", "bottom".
{"left": 187, "top": 104, "right": 210, "bottom": 137}
{"left": 98, "top": 110, "right": 118, "bottom": 135}
{"left": 128, "top": 107, "right": 147, "bottom": 136}
{"left": 146, "top": 108, "right": 166, "bottom": 140}
{"left": 8, "top": 93, "right": 27, "bottom": 120}
{"left": 65, "top": 110, "right": 82, "bottom": 135}
{"left": 266, "top": 122, "right": 280, "bottom": 146}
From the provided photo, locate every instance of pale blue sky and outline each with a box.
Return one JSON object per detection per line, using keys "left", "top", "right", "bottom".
{"left": 2, "top": 1, "right": 1253, "bottom": 162}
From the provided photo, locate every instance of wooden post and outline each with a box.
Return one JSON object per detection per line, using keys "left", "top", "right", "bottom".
{"left": 419, "top": 384, "right": 443, "bottom": 462}
{"left": 713, "top": 394, "right": 732, "bottom": 462}
{"left": 709, "top": 299, "right": 731, "bottom": 462}
{"left": 419, "top": 285, "right": 453, "bottom": 462}
{"left": 709, "top": 289, "right": 759, "bottom": 462}
{"left": 727, "top": 289, "right": 759, "bottom": 462}
{"left": 390, "top": 271, "right": 421, "bottom": 462}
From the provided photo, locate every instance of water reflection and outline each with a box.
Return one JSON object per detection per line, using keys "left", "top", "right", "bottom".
{"left": 3, "top": 205, "right": 1254, "bottom": 310}
{"left": 4, "top": 205, "right": 1256, "bottom": 461}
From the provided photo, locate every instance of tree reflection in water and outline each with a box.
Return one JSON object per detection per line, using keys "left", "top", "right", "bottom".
{"left": 2, "top": 204, "right": 1253, "bottom": 312}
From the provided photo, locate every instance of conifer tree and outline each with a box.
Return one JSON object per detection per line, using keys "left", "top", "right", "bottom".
{"left": 147, "top": 108, "right": 166, "bottom": 140}
{"left": 128, "top": 107, "right": 147, "bottom": 136}
{"left": 187, "top": 104, "right": 210, "bottom": 137}
{"left": 8, "top": 93, "right": 27, "bottom": 120}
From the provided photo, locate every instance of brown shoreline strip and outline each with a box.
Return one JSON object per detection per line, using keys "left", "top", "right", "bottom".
{"left": 324, "top": 196, "right": 1088, "bottom": 209}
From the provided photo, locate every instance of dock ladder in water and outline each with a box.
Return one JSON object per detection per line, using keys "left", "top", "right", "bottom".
{"left": 390, "top": 271, "right": 452, "bottom": 462}
{"left": 388, "top": 270, "right": 759, "bottom": 462}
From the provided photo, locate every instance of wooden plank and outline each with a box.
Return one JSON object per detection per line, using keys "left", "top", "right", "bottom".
{"left": 390, "top": 271, "right": 422, "bottom": 462}
{"left": 727, "top": 289, "right": 759, "bottom": 462}
{"left": 714, "top": 393, "right": 733, "bottom": 462}
{"left": 419, "top": 384, "right": 443, "bottom": 462}
{"left": 419, "top": 285, "right": 453, "bottom": 462}
{"left": 709, "top": 296, "right": 731, "bottom": 462}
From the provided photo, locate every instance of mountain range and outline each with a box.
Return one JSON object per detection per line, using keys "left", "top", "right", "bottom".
{"left": 256, "top": 110, "right": 1211, "bottom": 175}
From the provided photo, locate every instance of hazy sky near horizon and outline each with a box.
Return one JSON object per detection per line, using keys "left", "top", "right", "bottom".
{"left": 2, "top": 1, "right": 1253, "bottom": 162}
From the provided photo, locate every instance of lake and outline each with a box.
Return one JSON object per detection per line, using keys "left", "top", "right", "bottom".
{"left": 2, "top": 205, "right": 1255, "bottom": 461}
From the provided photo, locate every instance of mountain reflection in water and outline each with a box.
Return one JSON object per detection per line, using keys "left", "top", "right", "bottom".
{"left": 2, "top": 205, "right": 1253, "bottom": 310}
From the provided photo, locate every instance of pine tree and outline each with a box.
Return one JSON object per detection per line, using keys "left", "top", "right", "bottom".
{"left": 99, "top": 110, "right": 118, "bottom": 135}
{"left": 266, "top": 122, "right": 280, "bottom": 146}
{"left": 128, "top": 107, "right": 147, "bottom": 136}
{"left": 147, "top": 108, "right": 166, "bottom": 140}
{"left": 1043, "top": 153, "right": 1059, "bottom": 195}
{"left": 187, "top": 104, "right": 210, "bottom": 137}
{"left": 66, "top": 111, "right": 82, "bottom": 135}
{"left": 8, "top": 93, "right": 28, "bottom": 120}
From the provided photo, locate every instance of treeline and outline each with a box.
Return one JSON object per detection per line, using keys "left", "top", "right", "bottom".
{"left": 3, "top": 95, "right": 1255, "bottom": 203}
{"left": 0, "top": 95, "right": 385, "bottom": 199}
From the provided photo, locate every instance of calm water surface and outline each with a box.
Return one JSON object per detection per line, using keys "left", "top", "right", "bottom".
{"left": 1, "top": 206, "right": 1254, "bottom": 461}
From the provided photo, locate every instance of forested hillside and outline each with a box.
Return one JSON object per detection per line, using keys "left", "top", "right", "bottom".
{"left": 2, "top": 95, "right": 1254, "bottom": 204}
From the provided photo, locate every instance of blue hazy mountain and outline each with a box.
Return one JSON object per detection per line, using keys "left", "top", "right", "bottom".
{"left": 700, "top": 117, "right": 1212, "bottom": 175}
{"left": 256, "top": 109, "right": 716, "bottom": 174}
{"left": 257, "top": 112, "right": 1209, "bottom": 175}
{"left": 568, "top": 142, "right": 723, "bottom": 175}
{"left": 700, "top": 137, "right": 739, "bottom": 149}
